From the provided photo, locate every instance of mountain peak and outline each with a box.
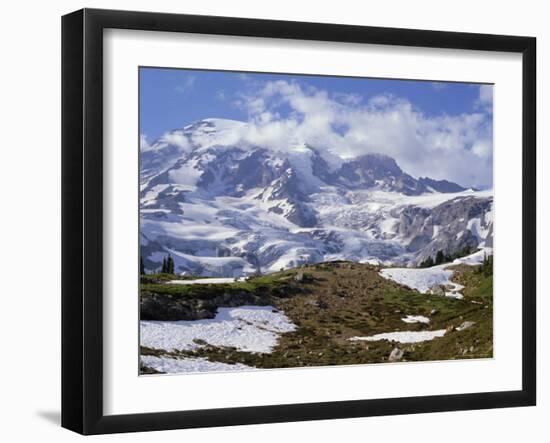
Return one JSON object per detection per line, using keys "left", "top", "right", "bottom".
{"left": 353, "top": 153, "right": 402, "bottom": 174}
{"left": 143, "top": 118, "right": 467, "bottom": 197}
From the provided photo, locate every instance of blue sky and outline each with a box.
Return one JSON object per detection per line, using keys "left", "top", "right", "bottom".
{"left": 140, "top": 67, "right": 486, "bottom": 141}
{"left": 139, "top": 67, "right": 493, "bottom": 188}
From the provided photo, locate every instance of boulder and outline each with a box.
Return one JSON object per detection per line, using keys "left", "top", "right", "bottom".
{"left": 456, "top": 321, "right": 476, "bottom": 331}
{"left": 429, "top": 284, "right": 446, "bottom": 296}
{"left": 388, "top": 347, "right": 404, "bottom": 362}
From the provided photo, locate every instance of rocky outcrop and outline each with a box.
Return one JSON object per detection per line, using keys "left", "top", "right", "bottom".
{"left": 418, "top": 177, "right": 466, "bottom": 193}
{"left": 140, "top": 290, "right": 271, "bottom": 321}
{"left": 388, "top": 347, "right": 404, "bottom": 362}
{"left": 334, "top": 153, "right": 427, "bottom": 195}
{"left": 394, "top": 196, "right": 493, "bottom": 264}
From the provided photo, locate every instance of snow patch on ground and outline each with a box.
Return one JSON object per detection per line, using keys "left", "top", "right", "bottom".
{"left": 141, "top": 306, "right": 296, "bottom": 354}
{"left": 349, "top": 329, "right": 446, "bottom": 344}
{"left": 168, "top": 277, "right": 247, "bottom": 285}
{"left": 380, "top": 265, "right": 454, "bottom": 294}
{"left": 379, "top": 248, "right": 492, "bottom": 299}
{"left": 401, "top": 315, "right": 430, "bottom": 324}
{"left": 141, "top": 355, "right": 253, "bottom": 374}
{"left": 453, "top": 247, "right": 492, "bottom": 266}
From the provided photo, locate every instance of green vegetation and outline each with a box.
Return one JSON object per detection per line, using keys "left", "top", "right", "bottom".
{"left": 160, "top": 254, "right": 175, "bottom": 274}
{"left": 419, "top": 256, "right": 435, "bottom": 268}
{"left": 140, "top": 256, "right": 145, "bottom": 275}
{"left": 140, "top": 273, "right": 181, "bottom": 284}
{"left": 141, "top": 272, "right": 297, "bottom": 298}
{"left": 476, "top": 253, "right": 493, "bottom": 277}
{"left": 419, "top": 246, "right": 476, "bottom": 268}
{"left": 452, "top": 264, "right": 493, "bottom": 303}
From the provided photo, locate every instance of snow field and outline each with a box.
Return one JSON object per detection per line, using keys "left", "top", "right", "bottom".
{"left": 141, "top": 355, "right": 253, "bottom": 374}
{"left": 379, "top": 248, "right": 493, "bottom": 299}
{"left": 349, "top": 329, "right": 446, "bottom": 344}
{"left": 141, "top": 306, "right": 297, "bottom": 354}
{"left": 379, "top": 265, "right": 463, "bottom": 298}
{"left": 168, "top": 277, "right": 247, "bottom": 285}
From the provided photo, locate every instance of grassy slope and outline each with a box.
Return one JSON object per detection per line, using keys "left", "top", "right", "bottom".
{"left": 140, "top": 272, "right": 295, "bottom": 298}
{"left": 140, "top": 261, "right": 493, "bottom": 370}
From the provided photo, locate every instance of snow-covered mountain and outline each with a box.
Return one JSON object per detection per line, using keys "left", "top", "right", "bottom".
{"left": 140, "top": 118, "right": 493, "bottom": 276}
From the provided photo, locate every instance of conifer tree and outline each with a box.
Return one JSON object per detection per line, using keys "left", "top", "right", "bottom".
{"left": 140, "top": 256, "right": 145, "bottom": 275}
{"left": 435, "top": 250, "right": 445, "bottom": 265}
{"left": 167, "top": 254, "right": 174, "bottom": 274}
{"left": 419, "top": 256, "right": 434, "bottom": 268}
{"left": 161, "top": 257, "right": 167, "bottom": 274}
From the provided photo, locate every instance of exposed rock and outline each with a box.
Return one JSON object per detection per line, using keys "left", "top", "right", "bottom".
{"left": 334, "top": 153, "right": 428, "bottom": 195}
{"left": 456, "top": 321, "right": 476, "bottom": 331}
{"left": 140, "top": 290, "right": 271, "bottom": 321}
{"left": 418, "top": 177, "right": 466, "bottom": 193}
{"left": 429, "top": 284, "right": 446, "bottom": 296}
{"left": 305, "top": 299, "right": 319, "bottom": 308}
{"left": 388, "top": 347, "right": 404, "bottom": 362}
{"left": 411, "top": 196, "right": 493, "bottom": 264}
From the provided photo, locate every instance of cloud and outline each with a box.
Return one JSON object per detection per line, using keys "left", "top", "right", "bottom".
{"left": 140, "top": 134, "right": 152, "bottom": 152}
{"left": 159, "top": 131, "right": 191, "bottom": 151}
{"left": 333, "top": 92, "right": 363, "bottom": 105}
{"left": 476, "top": 84, "right": 493, "bottom": 113}
{"left": 175, "top": 75, "right": 196, "bottom": 94}
{"left": 233, "top": 80, "right": 493, "bottom": 188}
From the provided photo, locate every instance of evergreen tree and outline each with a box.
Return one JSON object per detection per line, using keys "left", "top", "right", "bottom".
{"left": 482, "top": 254, "right": 493, "bottom": 277}
{"left": 167, "top": 254, "right": 174, "bottom": 274}
{"left": 161, "top": 257, "right": 167, "bottom": 274}
{"left": 420, "top": 256, "right": 434, "bottom": 268}
{"left": 435, "top": 250, "right": 445, "bottom": 265}
{"left": 140, "top": 256, "right": 145, "bottom": 275}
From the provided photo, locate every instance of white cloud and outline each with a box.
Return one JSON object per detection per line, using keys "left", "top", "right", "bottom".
{"left": 140, "top": 134, "right": 152, "bottom": 152}
{"left": 476, "top": 84, "right": 493, "bottom": 113}
{"left": 160, "top": 131, "right": 191, "bottom": 151}
{"left": 472, "top": 139, "right": 492, "bottom": 159}
{"left": 175, "top": 75, "right": 196, "bottom": 94}
{"left": 333, "top": 92, "right": 363, "bottom": 105}
{"left": 233, "top": 80, "right": 493, "bottom": 188}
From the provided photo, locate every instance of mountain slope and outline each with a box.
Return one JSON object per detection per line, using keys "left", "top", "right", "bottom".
{"left": 140, "top": 119, "right": 493, "bottom": 276}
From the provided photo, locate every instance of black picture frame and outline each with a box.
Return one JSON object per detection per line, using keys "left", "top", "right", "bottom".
{"left": 62, "top": 8, "right": 536, "bottom": 435}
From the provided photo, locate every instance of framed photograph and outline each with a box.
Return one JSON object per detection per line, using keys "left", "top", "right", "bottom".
{"left": 62, "top": 8, "right": 536, "bottom": 434}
